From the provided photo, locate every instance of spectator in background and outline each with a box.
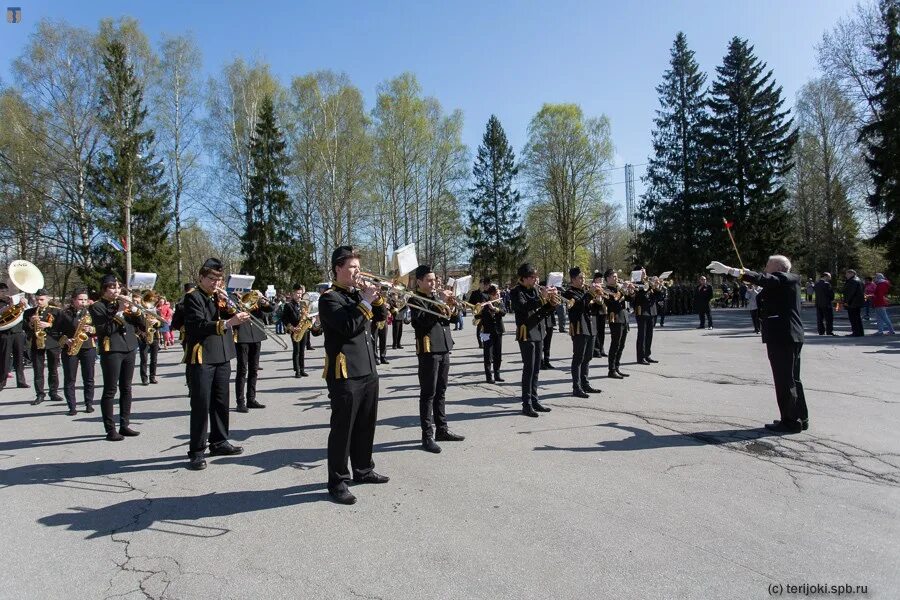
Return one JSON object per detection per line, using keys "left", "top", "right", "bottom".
{"left": 814, "top": 273, "right": 836, "bottom": 336}
{"left": 695, "top": 276, "right": 714, "bottom": 329}
{"left": 863, "top": 276, "right": 876, "bottom": 321}
{"left": 805, "top": 279, "right": 815, "bottom": 303}
{"left": 872, "top": 273, "right": 896, "bottom": 336}
{"left": 747, "top": 284, "right": 760, "bottom": 334}
{"left": 843, "top": 269, "right": 865, "bottom": 337}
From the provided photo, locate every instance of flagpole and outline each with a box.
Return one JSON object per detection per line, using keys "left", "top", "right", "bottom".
{"left": 723, "top": 218, "right": 746, "bottom": 270}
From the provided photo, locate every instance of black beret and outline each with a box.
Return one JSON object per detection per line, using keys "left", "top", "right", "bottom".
{"left": 34, "top": 288, "right": 50, "bottom": 297}
{"left": 293, "top": 283, "right": 304, "bottom": 291}
{"left": 603, "top": 268, "right": 616, "bottom": 279}
{"left": 100, "top": 274, "right": 118, "bottom": 287}
{"left": 71, "top": 287, "right": 88, "bottom": 297}
{"left": 517, "top": 263, "right": 537, "bottom": 278}
{"left": 414, "top": 264, "right": 433, "bottom": 280}
{"left": 569, "top": 266, "right": 582, "bottom": 279}
{"left": 592, "top": 270, "right": 604, "bottom": 281}
{"left": 201, "top": 257, "right": 224, "bottom": 271}
{"left": 183, "top": 282, "right": 193, "bottom": 292}
{"left": 331, "top": 245, "right": 355, "bottom": 267}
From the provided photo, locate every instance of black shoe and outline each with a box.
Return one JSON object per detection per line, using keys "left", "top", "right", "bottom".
{"left": 17, "top": 382, "right": 29, "bottom": 389}
{"left": 773, "top": 419, "right": 809, "bottom": 431}
{"left": 247, "top": 399, "right": 266, "bottom": 409}
{"left": 236, "top": 403, "right": 249, "bottom": 413}
{"left": 696, "top": 325, "right": 704, "bottom": 329}
{"left": 436, "top": 429, "right": 465, "bottom": 442}
{"left": 533, "top": 402, "right": 551, "bottom": 413}
{"left": 150, "top": 377, "right": 158, "bottom": 384}
{"left": 542, "top": 362, "right": 554, "bottom": 369}
{"left": 592, "top": 352, "right": 602, "bottom": 358}
{"left": 31, "top": 397, "right": 44, "bottom": 406}
{"left": 599, "top": 352, "right": 608, "bottom": 358}
{"left": 585, "top": 385, "right": 602, "bottom": 394}
{"left": 353, "top": 471, "right": 390, "bottom": 484}
{"left": 379, "top": 357, "right": 388, "bottom": 364}
{"left": 637, "top": 359, "right": 651, "bottom": 365}
{"left": 616, "top": 370, "right": 630, "bottom": 377}
{"left": 141, "top": 379, "right": 149, "bottom": 386}
{"left": 493, "top": 372, "right": 505, "bottom": 382}
{"left": 522, "top": 405, "right": 539, "bottom": 418}
{"left": 608, "top": 371, "right": 624, "bottom": 379}
{"left": 294, "top": 372, "right": 302, "bottom": 378}
{"left": 764, "top": 422, "right": 801, "bottom": 434}
{"left": 188, "top": 454, "right": 207, "bottom": 471}
{"left": 707, "top": 326, "right": 713, "bottom": 330}
{"left": 299, "top": 371, "right": 309, "bottom": 377}
{"left": 209, "top": 442, "right": 244, "bottom": 456}
{"left": 397, "top": 345, "right": 404, "bottom": 349}
{"left": 67, "top": 408, "right": 78, "bottom": 416}
{"left": 85, "top": 404, "right": 95, "bottom": 413}
{"left": 329, "top": 487, "right": 357, "bottom": 505}
{"left": 573, "top": 389, "right": 589, "bottom": 398}
{"left": 422, "top": 437, "right": 442, "bottom": 453}
{"left": 119, "top": 426, "right": 140, "bottom": 437}
{"left": 51, "top": 395, "right": 64, "bottom": 403}
{"left": 646, "top": 358, "right": 659, "bottom": 364}
{"left": 485, "top": 374, "right": 494, "bottom": 383}
{"left": 106, "top": 431, "right": 124, "bottom": 442}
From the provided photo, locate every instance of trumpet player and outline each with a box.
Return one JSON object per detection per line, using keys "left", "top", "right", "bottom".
{"left": 633, "top": 272, "right": 662, "bottom": 365}
{"left": 591, "top": 270, "right": 608, "bottom": 358}
{"left": 89, "top": 274, "right": 143, "bottom": 441}
{"left": 234, "top": 289, "right": 274, "bottom": 412}
{"left": 603, "top": 269, "right": 635, "bottom": 379}
{"left": 468, "top": 277, "right": 491, "bottom": 349}
{"left": 562, "top": 268, "right": 602, "bottom": 398}
{"left": 389, "top": 293, "right": 408, "bottom": 350}
{"left": 511, "top": 263, "right": 558, "bottom": 417}
{"left": 410, "top": 265, "right": 466, "bottom": 453}
{"left": 541, "top": 279, "right": 557, "bottom": 370}
{"left": 282, "top": 285, "right": 309, "bottom": 378}
{"left": 371, "top": 313, "right": 389, "bottom": 365}
{"left": 137, "top": 290, "right": 161, "bottom": 385}
{"left": 0, "top": 282, "right": 29, "bottom": 391}
{"left": 479, "top": 284, "right": 506, "bottom": 383}
{"left": 57, "top": 288, "right": 96, "bottom": 416}
{"left": 23, "top": 288, "right": 63, "bottom": 406}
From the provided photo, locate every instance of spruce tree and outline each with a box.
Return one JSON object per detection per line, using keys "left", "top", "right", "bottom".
{"left": 636, "top": 32, "right": 709, "bottom": 277}
{"left": 466, "top": 115, "right": 526, "bottom": 282}
{"left": 91, "top": 40, "right": 172, "bottom": 292}
{"left": 859, "top": 0, "right": 900, "bottom": 274}
{"left": 705, "top": 38, "right": 797, "bottom": 269}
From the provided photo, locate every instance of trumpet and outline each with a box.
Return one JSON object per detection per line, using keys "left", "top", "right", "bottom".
{"left": 538, "top": 285, "right": 562, "bottom": 306}
{"left": 218, "top": 287, "right": 288, "bottom": 350}
{"left": 461, "top": 298, "right": 503, "bottom": 313}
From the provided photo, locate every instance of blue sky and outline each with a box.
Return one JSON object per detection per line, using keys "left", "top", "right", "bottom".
{"left": 1, "top": 0, "right": 855, "bottom": 208}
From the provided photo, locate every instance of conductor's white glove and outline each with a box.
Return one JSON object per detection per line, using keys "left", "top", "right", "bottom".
{"left": 706, "top": 261, "right": 736, "bottom": 276}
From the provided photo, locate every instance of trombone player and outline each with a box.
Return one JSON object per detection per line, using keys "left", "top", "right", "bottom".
{"left": 234, "top": 288, "right": 274, "bottom": 412}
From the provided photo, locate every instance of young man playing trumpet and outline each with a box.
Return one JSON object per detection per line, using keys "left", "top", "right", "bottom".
{"left": 562, "top": 267, "right": 602, "bottom": 398}
{"left": 479, "top": 285, "right": 506, "bottom": 383}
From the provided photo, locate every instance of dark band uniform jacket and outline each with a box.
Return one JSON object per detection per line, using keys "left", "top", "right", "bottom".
{"left": 739, "top": 271, "right": 805, "bottom": 344}
{"left": 604, "top": 287, "right": 631, "bottom": 325}
{"left": 89, "top": 299, "right": 141, "bottom": 353}
{"left": 55, "top": 306, "right": 96, "bottom": 351}
{"left": 633, "top": 288, "right": 662, "bottom": 317}
{"left": 478, "top": 302, "right": 506, "bottom": 335}
{"left": 318, "top": 284, "right": 387, "bottom": 380}
{"left": 510, "top": 284, "right": 555, "bottom": 341}
{"left": 235, "top": 299, "right": 274, "bottom": 343}
{"left": 563, "top": 287, "right": 595, "bottom": 336}
{"left": 281, "top": 300, "right": 304, "bottom": 329}
{"left": 23, "top": 305, "right": 62, "bottom": 350}
{"left": 409, "top": 291, "right": 456, "bottom": 354}
{"left": 183, "top": 288, "right": 237, "bottom": 364}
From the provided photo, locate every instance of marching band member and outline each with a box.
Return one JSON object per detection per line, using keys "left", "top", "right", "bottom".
{"left": 479, "top": 284, "right": 506, "bottom": 383}
{"left": 371, "top": 313, "right": 389, "bottom": 364}
{"left": 23, "top": 288, "right": 63, "bottom": 405}
{"left": 541, "top": 279, "right": 556, "bottom": 370}
{"left": 0, "top": 282, "right": 28, "bottom": 391}
{"left": 468, "top": 277, "right": 490, "bottom": 349}
{"left": 89, "top": 274, "right": 143, "bottom": 441}
{"left": 171, "top": 282, "right": 194, "bottom": 388}
{"left": 603, "top": 269, "right": 635, "bottom": 379}
{"left": 234, "top": 290, "right": 274, "bottom": 412}
{"left": 591, "top": 270, "right": 608, "bottom": 358}
{"left": 390, "top": 294, "right": 407, "bottom": 350}
{"left": 183, "top": 258, "right": 249, "bottom": 470}
{"left": 633, "top": 272, "right": 662, "bottom": 365}
{"left": 56, "top": 288, "right": 96, "bottom": 416}
{"left": 510, "top": 263, "right": 558, "bottom": 417}
{"left": 137, "top": 291, "right": 161, "bottom": 385}
{"left": 319, "top": 246, "right": 390, "bottom": 505}
{"left": 281, "top": 285, "right": 309, "bottom": 378}
{"left": 410, "top": 264, "right": 465, "bottom": 454}
{"left": 562, "top": 268, "right": 602, "bottom": 398}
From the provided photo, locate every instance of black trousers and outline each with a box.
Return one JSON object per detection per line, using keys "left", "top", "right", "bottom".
{"left": 32, "top": 347, "right": 61, "bottom": 398}
{"left": 483, "top": 332, "right": 502, "bottom": 375}
{"left": 99, "top": 351, "right": 135, "bottom": 433}
{"left": 847, "top": 307, "right": 864, "bottom": 336}
{"left": 571, "top": 335, "right": 594, "bottom": 391}
{"left": 476, "top": 322, "right": 484, "bottom": 348}
{"left": 418, "top": 352, "right": 450, "bottom": 437}
{"left": 815, "top": 307, "right": 833, "bottom": 335}
{"left": 658, "top": 311, "right": 666, "bottom": 326}
{"left": 608, "top": 323, "right": 627, "bottom": 372}
{"left": 698, "top": 305, "right": 712, "bottom": 327}
{"left": 635, "top": 315, "right": 655, "bottom": 361}
{"left": 326, "top": 373, "right": 378, "bottom": 490}
{"left": 765, "top": 341, "right": 808, "bottom": 425}
{"left": 235, "top": 341, "right": 261, "bottom": 404}
{"left": 751, "top": 309, "right": 760, "bottom": 333}
{"left": 543, "top": 329, "right": 553, "bottom": 363}
{"left": 371, "top": 322, "right": 387, "bottom": 359}
{"left": 0, "top": 331, "right": 27, "bottom": 386}
{"left": 392, "top": 320, "right": 404, "bottom": 348}
{"left": 138, "top": 339, "right": 158, "bottom": 382}
{"left": 594, "top": 316, "right": 606, "bottom": 355}
{"left": 187, "top": 361, "right": 231, "bottom": 454}
{"left": 62, "top": 348, "right": 95, "bottom": 410}
{"left": 291, "top": 337, "right": 307, "bottom": 374}
{"left": 518, "top": 340, "right": 542, "bottom": 407}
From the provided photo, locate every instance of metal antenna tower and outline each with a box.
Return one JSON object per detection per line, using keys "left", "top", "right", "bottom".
{"left": 625, "top": 163, "right": 635, "bottom": 231}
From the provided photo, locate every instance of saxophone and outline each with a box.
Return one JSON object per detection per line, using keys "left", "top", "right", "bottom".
{"left": 292, "top": 318, "right": 311, "bottom": 343}
{"left": 34, "top": 306, "right": 52, "bottom": 350}
{"left": 67, "top": 310, "right": 92, "bottom": 356}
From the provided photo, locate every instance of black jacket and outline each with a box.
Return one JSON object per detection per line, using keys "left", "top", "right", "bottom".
{"left": 478, "top": 302, "right": 506, "bottom": 335}
{"left": 510, "top": 284, "right": 555, "bottom": 342}
{"left": 89, "top": 298, "right": 142, "bottom": 354}
{"left": 235, "top": 299, "right": 274, "bottom": 344}
{"left": 842, "top": 277, "right": 864, "bottom": 309}
{"left": 410, "top": 291, "right": 456, "bottom": 354}
{"left": 814, "top": 279, "right": 835, "bottom": 309}
{"left": 740, "top": 270, "right": 805, "bottom": 344}
{"left": 604, "top": 286, "right": 632, "bottom": 325}
{"left": 281, "top": 300, "right": 304, "bottom": 327}
{"left": 183, "top": 288, "right": 237, "bottom": 364}
{"left": 318, "top": 284, "right": 387, "bottom": 380}
{"left": 563, "top": 286, "right": 595, "bottom": 337}
{"left": 695, "top": 284, "right": 713, "bottom": 309}
{"left": 23, "top": 305, "right": 62, "bottom": 350}
{"left": 54, "top": 306, "right": 96, "bottom": 351}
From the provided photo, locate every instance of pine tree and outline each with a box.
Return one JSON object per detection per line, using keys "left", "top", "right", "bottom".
{"left": 466, "top": 115, "right": 526, "bottom": 282}
{"left": 859, "top": 0, "right": 900, "bottom": 274}
{"left": 90, "top": 40, "right": 172, "bottom": 292}
{"left": 636, "top": 32, "right": 709, "bottom": 277}
{"left": 242, "top": 95, "right": 316, "bottom": 290}
{"left": 705, "top": 37, "right": 797, "bottom": 269}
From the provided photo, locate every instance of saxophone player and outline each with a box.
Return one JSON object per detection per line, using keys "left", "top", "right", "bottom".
{"left": 56, "top": 288, "right": 96, "bottom": 416}
{"left": 137, "top": 290, "right": 161, "bottom": 385}
{"left": 23, "top": 288, "right": 63, "bottom": 406}
{"left": 281, "top": 285, "right": 309, "bottom": 377}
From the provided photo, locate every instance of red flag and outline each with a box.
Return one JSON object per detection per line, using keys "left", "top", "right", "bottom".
{"left": 120, "top": 237, "right": 129, "bottom": 252}
{"left": 723, "top": 219, "right": 733, "bottom": 230}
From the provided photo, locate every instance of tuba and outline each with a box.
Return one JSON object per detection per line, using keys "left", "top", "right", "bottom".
{"left": 1, "top": 260, "right": 44, "bottom": 331}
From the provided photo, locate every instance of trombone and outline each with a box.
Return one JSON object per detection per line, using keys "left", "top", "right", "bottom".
{"left": 357, "top": 272, "right": 451, "bottom": 318}
{"left": 461, "top": 298, "right": 503, "bottom": 313}
{"left": 219, "top": 287, "right": 288, "bottom": 350}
